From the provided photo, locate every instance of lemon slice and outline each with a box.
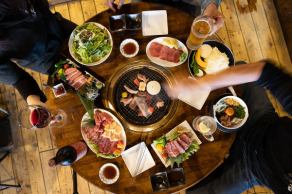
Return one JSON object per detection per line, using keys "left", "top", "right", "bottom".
{"left": 198, "top": 122, "right": 211, "bottom": 133}
{"left": 162, "top": 38, "right": 179, "bottom": 49}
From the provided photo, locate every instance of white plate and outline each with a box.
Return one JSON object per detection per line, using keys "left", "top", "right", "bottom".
{"left": 81, "top": 108, "right": 126, "bottom": 158}
{"left": 146, "top": 37, "right": 188, "bottom": 68}
{"left": 121, "top": 142, "right": 155, "bottom": 177}
{"left": 142, "top": 10, "right": 168, "bottom": 36}
{"left": 151, "top": 120, "right": 201, "bottom": 167}
{"left": 68, "top": 22, "right": 113, "bottom": 66}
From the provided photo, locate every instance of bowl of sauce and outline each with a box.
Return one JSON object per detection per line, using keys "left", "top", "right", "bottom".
{"left": 99, "top": 163, "right": 120, "bottom": 184}
{"left": 120, "top": 39, "right": 139, "bottom": 58}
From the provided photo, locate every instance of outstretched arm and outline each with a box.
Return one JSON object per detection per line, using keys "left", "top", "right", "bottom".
{"left": 166, "top": 60, "right": 292, "bottom": 114}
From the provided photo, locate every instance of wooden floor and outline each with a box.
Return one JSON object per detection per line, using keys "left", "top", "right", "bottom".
{"left": 0, "top": 0, "right": 291, "bottom": 194}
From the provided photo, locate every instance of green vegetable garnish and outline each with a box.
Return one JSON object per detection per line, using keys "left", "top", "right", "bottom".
{"left": 234, "top": 105, "right": 245, "bottom": 119}
{"left": 190, "top": 52, "right": 200, "bottom": 75}
{"left": 179, "top": 52, "right": 187, "bottom": 62}
{"left": 72, "top": 23, "right": 112, "bottom": 64}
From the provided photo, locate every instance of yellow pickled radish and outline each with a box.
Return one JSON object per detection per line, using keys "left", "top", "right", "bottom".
{"left": 195, "top": 48, "right": 207, "bottom": 68}
{"left": 198, "top": 122, "right": 211, "bottom": 133}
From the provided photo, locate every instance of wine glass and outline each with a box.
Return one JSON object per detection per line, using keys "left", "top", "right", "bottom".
{"left": 18, "top": 105, "right": 67, "bottom": 130}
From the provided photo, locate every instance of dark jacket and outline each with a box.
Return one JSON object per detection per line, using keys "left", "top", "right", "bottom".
{"left": 0, "top": 0, "right": 74, "bottom": 101}
{"left": 245, "top": 63, "right": 292, "bottom": 194}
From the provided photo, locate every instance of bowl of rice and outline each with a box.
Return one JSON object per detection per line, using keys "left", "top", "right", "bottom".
{"left": 188, "top": 40, "right": 234, "bottom": 77}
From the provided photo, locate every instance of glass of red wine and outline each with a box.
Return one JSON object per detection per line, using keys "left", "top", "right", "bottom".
{"left": 19, "top": 105, "right": 67, "bottom": 130}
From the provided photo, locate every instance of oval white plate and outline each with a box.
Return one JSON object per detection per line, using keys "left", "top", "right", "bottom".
{"left": 68, "top": 22, "right": 113, "bottom": 66}
{"left": 146, "top": 37, "right": 188, "bottom": 68}
{"left": 81, "top": 108, "right": 126, "bottom": 158}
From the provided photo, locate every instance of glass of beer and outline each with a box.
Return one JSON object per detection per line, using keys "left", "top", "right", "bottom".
{"left": 186, "top": 15, "right": 214, "bottom": 50}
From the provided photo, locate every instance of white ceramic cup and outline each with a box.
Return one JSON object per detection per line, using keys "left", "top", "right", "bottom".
{"left": 99, "top": 163, "right": 120, "bottom": 184}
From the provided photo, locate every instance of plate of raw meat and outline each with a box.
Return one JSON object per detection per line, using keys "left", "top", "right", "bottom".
{"left": 151, "top": 120, "right": 201, "bottom": 167}
{"left": 146, "top": 37, "right": 188, "bottom": 67}
{"left": 81, "top": 108, "right": 126, "bottom": 159}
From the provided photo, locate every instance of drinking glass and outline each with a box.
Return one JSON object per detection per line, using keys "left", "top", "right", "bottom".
{"left": 186, "top": 15, "right": 214, "bottom": 50}
{"left": 19, "top": 105, "right": 67, "bottom": 130}
{"left": 192, "top": 116, "right": 217, "bottom": 142}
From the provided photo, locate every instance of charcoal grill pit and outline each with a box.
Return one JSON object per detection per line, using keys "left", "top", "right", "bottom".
{"left": 104, "top": 61, "right": 178, "bottom": 132}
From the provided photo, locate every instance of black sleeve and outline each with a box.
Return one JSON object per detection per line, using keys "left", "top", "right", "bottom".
{"left": 0, "top": 59, "right": 47, "bottom": 102}
{"left": 256, "top": 61, "right": 292, "bottom": 114}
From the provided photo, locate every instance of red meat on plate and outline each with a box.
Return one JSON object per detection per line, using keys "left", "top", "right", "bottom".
{"left": 149, "top": 42, "right": 163, "bottom": 57}
{"left": 180, "top": 133, "right": 192, "bottom": 145}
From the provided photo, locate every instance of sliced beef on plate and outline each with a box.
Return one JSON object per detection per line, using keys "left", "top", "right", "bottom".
{"left": 168, "top": 49, "right": 182, "bottom": 63}
{"left": 172, "top": 140, "right": 185, "bottom": 154}
{"left": 149, "top": 42, "right": 183, "bottom": 63}
{"left": 65, "top": 67, "right": 87, "bottom": 90}
{"left": 169, "top": 141, "right": 180, "bottom": 157}
{"left": 180, "top": 133, "right": 192, "bottom": 145}
{"left": 177, "top": 137, "right": 189, "bottom": 150}
{"left": 149, "top": 42, "right": 163, "bottom": 57}
{"left": 165, "top": 142, "right": 177, "bottom": 158}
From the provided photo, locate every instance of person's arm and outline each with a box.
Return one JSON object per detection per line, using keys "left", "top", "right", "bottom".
{"left": 0, "top": 58, "right": 47, "bottom": 105}
{"left": 166, "top": 60, "right": 292, "bottom": 114}
{"left": 201, "top": 0, "right": 221, "bottom": 12}
{"left": 199, "top": 61, "right": 265, "bottom": 90}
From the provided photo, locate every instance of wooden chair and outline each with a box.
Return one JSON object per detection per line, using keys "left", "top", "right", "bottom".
{"left": 0, "top": 108, "right": 21, "bottom": 191}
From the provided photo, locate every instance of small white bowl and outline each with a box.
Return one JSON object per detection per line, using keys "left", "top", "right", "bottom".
{"left": 99, "top": 163, "right": 120, "bottom": 184}
{"left": 213, "top": 96, "right": 249, "bottom": 131}
{"left": 120, "top": 39, "right": 139, "bottom": 58}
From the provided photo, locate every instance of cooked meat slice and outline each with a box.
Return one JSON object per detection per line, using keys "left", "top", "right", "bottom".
{"left": 156, "top": 100, "right": 165, "bottom": 108}
{"left": 120, "top": 97, "right": 133, "bottom": 106}
{"left": 124, "top": 85, "right": 138, "bottom": 94}
{"left": 177, "top": 137, "right": 190, "bottom": 150}
{"left": 165, "top": 142, "right": 177, "bottom": 158}
{"left": 180, "top": 133, "right": 192, "bottom": 145}
{"left": 149, "top": 42, "right": 163, "bottom": 57}
{"left": 172, "top": 140, "right": 185, "bottom": 154}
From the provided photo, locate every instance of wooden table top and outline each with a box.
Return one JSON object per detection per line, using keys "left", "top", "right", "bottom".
{"left": 46, "top": 2, "right": 235, "bottom": 194}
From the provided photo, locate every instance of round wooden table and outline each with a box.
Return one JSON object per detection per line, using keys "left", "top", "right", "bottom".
{"left": 46, "top": 2, "right": 235, "bottom": 193}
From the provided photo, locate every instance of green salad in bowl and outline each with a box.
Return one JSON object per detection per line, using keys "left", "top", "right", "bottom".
{"left": 69, "top": 22, "right": 113, "bottom": 66}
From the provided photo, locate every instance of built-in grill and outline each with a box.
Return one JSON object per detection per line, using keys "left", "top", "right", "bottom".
{"left": 114, "top": 67, "right": 171, "bottom": 125}
{"left": 104, "top": 61, "right": 178, "bottom": 132}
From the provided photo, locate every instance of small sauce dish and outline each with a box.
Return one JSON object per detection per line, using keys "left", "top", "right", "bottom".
{"left": 120, "top": 39, "right": 139, "bottom": 58}
{"left": 99, "top": 163, "right": 120, "bottom": 184}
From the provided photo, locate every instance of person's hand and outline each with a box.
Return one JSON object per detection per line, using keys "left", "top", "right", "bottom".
{"left": 163, "top": 73, "right": 211, "bottom": 100}
{"left": 27, "top": 95, "right": 46, "bottom": 107}
{"left": 107, "top": 0, "right": 125, "bottom": 12}
{"left": 203, "top": 3, "right": 224, "bottom": 33}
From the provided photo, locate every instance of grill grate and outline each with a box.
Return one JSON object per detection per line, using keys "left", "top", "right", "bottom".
{"left": 114, "top": 67, "right": 171, "bottom": 125}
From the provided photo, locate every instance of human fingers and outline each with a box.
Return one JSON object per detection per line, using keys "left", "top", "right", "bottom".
{"left": 117, "top": 0, "right": 125, "bottom": 9}
{"left": 107, "top": 0, "right": 116, "bottom": 12}
{"left": 214, "top": 14, "right": 224, "bottom": 30}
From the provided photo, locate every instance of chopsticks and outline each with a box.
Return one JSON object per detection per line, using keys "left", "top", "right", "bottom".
{"left": 133, "top": 134, "right": 148, "bottom": 177}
